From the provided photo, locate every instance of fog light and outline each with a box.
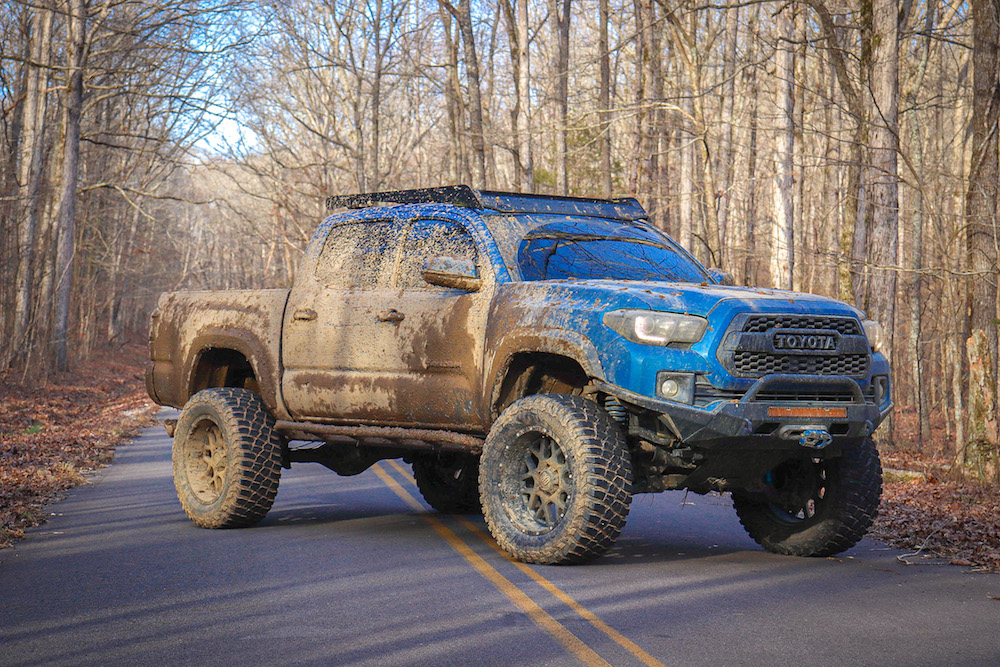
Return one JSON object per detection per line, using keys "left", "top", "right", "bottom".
{"left": 660, "top": 379, "right": 680, "bottom": 398}
{"left": 656, "top": 372, "right": 695, "bottom": 404}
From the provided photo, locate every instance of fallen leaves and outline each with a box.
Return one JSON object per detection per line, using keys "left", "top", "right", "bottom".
{"left": 0, "top": 344, "right": 159, "bottom": 548}
{"left": 871, "top": 476, "right": 1000, "bottom": 573}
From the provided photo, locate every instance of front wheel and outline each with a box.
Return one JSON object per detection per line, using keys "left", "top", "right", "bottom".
{"left": 480, "top": 394, "right": 633, "bottom": 565}
{"left": 732, "top": 438, "right": 882, "bottom": 557}
{"left": 172, "top": 387, "right": 283, "bottom": 528}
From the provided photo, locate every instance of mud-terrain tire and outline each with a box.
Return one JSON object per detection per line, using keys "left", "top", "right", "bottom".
{"left": 172, "top": 387, "right": 283, "bottom": 528}
{"left": 412, "top": 454, "right": 482, "bottom": 514}
{"left": 480, "top": 394, "right": 633, "bottom": 564}
{"left": 732, "top": 438, "right": 882, "bottom": 557}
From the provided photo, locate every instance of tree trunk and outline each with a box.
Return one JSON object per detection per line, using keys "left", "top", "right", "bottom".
{"left": 744, "top": 6, "right": 761, "bottom": 285}
{"left": 439, "top": 7, "right": 465, "bottom": 184}
{"left": 53, "top": 0, "right": 88, "bottom": 373}
{"left": 550, "top": 0, "right": 570, "bottom": 194}
{"left": 630, "top": 0, "right": 647, "bottom": 199}
{"left": 965, "top": 331, "right": 1000, "bottom": 482}
{"left": 949, "top": 50, "right": 971, "bottom": 454}
{"left": 368, "top": 0, "right": 384, "bottom": 191}
{"left": 905, "top": 3, "right": 937, "bottom": 449}
{"left": 962, "top": 0, "right": 1000, "bottom": 475}
{"left": 10, "top": 6, "right": 53, "bottom": 369}
{"left": 645, "top": 0, "right": 664, "bottom": 228}
{"left": 501, "top": 0, "right": 533, "bottom": 191}
{"left": 771, "top": 6, "right": 795, "bottom": 290}
{"left": 517, "top": 0, "right": 533, "bottom": 191}
{"left": 908, "top": 122, "right": 928, "bottom": 448}
{"left": 793, "top": 7, "right": 806, "bottom": 292}
{"left": 598, "top": 0, "right": 612, "bottom": 197}
{"left": 865, "top": 0, "right": 900, "bottom": 444}
{"left": 716, "top": 4, "right": 738, "bottom": 269}
{"left": 678, "top": 91, "right": 694, "bottom": 253}
{"left": 452, "top": 0, "right": 486, "bottom": 187}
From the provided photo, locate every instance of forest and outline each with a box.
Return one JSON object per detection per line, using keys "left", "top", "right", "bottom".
{"left": 1, "top": 0, "right": 998, "bottom": 481}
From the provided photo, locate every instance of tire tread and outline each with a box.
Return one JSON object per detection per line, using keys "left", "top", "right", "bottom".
{"left": 481, "top": 394, "right": 632, "bottom": 564}
{"left": 173, "top": 387, "right": 282, "bottom": 529}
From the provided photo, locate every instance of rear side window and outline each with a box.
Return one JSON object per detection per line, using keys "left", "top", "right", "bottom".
{"left": 397, "top": 219, "right": 479, "bottom": 290}
{"left": 315, "top": 221, "right": 399, "bottom": 288}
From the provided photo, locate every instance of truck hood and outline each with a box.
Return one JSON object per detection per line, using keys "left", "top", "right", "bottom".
{"left": 528, "top": 279, "right": 863, "bottom": 320}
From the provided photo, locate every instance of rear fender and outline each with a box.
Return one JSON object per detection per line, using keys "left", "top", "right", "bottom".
{"left": 182, "top": 329, "right": 283, "bottom": 415}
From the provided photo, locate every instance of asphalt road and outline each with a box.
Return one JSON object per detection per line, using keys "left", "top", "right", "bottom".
{"left": 1, "top": 411, "right": 998, "bottom": 667}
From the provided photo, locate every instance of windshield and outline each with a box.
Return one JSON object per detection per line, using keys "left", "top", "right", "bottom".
{"left": 489, "top": 213, "right": 710, "bottom": 282}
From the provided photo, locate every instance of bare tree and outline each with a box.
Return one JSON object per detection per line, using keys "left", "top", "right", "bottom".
{"left": 441, "top": 0, "right": 487, "bottom": 187}
{"left": 771, "top": 4, "right": 795, "bottom": 290}
{"left": 550, "top": 0, "right": 571, "bottom": 194}
{"left": 598, "top": 0, "right": 612, "bottom": 197}
{"left": 52, "top": 0, "right": 88, "bottom": 372}
{"left": 962, "top": 0, "right": 1000, "bottom": 479}
{"left": 8, "top": 3, "right": 52, "bottom": 368}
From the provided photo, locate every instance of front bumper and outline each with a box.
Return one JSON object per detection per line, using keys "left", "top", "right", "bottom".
{"left": 596, "top": 373, "right": 892, "bottom": 451}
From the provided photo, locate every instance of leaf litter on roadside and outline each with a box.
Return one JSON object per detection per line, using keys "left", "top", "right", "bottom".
{"left": 871, "top": 476, "right": 1000, "bottom": 573}
{"left": 0, "top": 344, "right": 159, "bottom": 547}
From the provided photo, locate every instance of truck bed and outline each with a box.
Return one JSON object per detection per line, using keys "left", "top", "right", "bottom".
{"left": 146, "top": 289, "right": 290, "bottom": 413}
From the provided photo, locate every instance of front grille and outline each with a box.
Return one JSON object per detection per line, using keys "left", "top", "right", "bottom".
{"left": 743, "top": 315, "right": 861, "bottom": 335}
{"left": 751, "top": 390, "right": 857, "bottom": 403}
{"left": 720, "top": 313, "right": 870, "bottom": 379}
{"left": 733, "top": 351, "right": 869, "bottom": 376}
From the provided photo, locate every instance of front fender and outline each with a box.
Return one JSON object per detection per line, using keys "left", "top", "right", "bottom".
{"left": 486, "top": 327, "right": 606, "bottom": 414}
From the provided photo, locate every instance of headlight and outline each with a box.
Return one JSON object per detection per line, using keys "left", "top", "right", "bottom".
{"left": 862, "top": 320, "right": 885, "bottom": 353}
{"left": 603, "top": 310, "right": 708, "bottom": 346}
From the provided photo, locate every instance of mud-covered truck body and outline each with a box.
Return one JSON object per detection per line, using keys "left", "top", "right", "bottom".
{"left": 148, "top": 186, "right": 892, "bottom": 563}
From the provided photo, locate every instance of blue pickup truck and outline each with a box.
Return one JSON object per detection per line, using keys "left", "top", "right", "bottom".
{"left": 147, "top": 186, "right": 891, "bottom": 564}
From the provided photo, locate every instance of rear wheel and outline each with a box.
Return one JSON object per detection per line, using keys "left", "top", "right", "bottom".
{"left": 412, "top": 454, "right": 481, "bottom": 514}
{"left": 480, "top": 394, "right": 632, "bottom": 564}
{"left": 172, "top": 388, "right": 283, "bottom": 528}
{"left": 732, "top": 438, "right": 882, "bottom": 557}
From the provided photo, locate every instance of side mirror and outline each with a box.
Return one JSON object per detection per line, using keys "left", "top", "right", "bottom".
{"left": 422, "top": 256, "right": 482, "bottom": 291}
{"left": 708, "top": 268, "right": 736, "bottom": 286}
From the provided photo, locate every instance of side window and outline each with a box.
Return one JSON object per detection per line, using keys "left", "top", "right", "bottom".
{"left": 398, "top": 219, "right": 479, "bottom": 290}
{"left": 315, "top": 221, "right": 399, "bottom": 288}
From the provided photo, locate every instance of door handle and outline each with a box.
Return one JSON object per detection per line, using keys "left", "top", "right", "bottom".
{"left": 292, "top": 308, "right": 317, "bottom": 321}
{"left": 377, "top": 309, "right": 405, "bottom": 323}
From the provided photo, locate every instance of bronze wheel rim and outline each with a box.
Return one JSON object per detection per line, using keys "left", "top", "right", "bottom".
{"left": 514, "top": 434, "right": 571, "bottom": 534}
{"left": 185, "top": 417, "right": 227, "bottom": 504}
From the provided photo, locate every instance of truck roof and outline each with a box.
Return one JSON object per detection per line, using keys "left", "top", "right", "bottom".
{"left": 325, "top": 185, "right": 648, "bottom": 222}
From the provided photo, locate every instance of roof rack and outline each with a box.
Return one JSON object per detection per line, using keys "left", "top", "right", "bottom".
{"left": 326, "top": 185, "right": 481, "bottom": 211}
{"left": 478, "top": 191, "right": 646, "bottom": 221}
{"left": 325, "top": 185, "right": 648, "bottom": 221}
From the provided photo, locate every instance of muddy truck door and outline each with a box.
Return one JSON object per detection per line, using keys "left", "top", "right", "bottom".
{"left": 382, "top": 216, "right": 493, "bottom": 428}
{"left": 281, "top": 217, "right": 407, "bottom": 422}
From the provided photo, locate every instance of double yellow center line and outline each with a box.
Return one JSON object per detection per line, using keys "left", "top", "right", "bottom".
{"left": 372, "top": 461, "right": 663, "bottom": 667}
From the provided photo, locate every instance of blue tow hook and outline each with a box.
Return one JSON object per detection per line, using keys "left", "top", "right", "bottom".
{"left": 799, "top": 429, "right": 833, "bottom": 450}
